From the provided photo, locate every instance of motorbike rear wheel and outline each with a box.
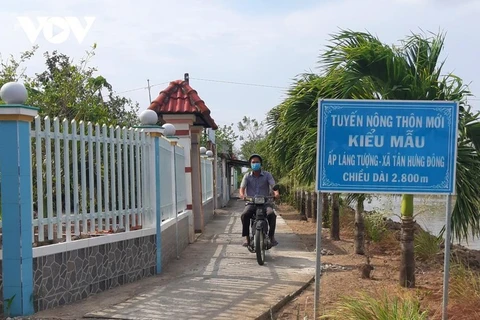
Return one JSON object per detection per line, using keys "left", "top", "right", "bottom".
{"left": 255, "top": 229, "right": 265, "bottom": 265}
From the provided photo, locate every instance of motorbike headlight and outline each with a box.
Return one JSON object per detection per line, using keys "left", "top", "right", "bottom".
{"left": 254, "top": 196, "right": 265, "bottom": 204}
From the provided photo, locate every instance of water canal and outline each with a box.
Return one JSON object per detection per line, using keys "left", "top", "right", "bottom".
{"left": 364, "top": 195, "right": 480, "bottom": 250}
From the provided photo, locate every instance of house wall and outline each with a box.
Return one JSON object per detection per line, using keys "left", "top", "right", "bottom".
{"left": 202, "top": 199, "right": 215, "bottom": 226}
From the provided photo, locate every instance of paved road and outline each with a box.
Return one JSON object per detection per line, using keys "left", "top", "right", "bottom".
{"left": 30, "top": 200, "right": 316, "bottom": 320}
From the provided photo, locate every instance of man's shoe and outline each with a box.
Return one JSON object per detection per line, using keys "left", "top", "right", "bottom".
{"left": 270, "top": 237, "right": 279, "bottom": 246}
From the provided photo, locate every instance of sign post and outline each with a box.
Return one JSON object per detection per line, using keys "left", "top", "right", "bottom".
{"left": 314, "top": 99, "right": 458, "bottom": 319}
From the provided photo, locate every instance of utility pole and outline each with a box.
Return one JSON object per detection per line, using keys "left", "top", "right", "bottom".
{"left": 147, "top": 79, "right": 152, "bottom": 103}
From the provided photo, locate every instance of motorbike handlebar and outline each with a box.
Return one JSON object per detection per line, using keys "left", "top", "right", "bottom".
{"left": 239, "top": 195, "right": 276, "bottom": 202}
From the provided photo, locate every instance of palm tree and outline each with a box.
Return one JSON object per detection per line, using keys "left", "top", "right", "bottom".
{"left": 321, "top": 29, "right": 480, "bottom": 287}
{"left": 331, "top": 193, "right": 340, "bottom": 240}
{"left": 266, "top": 74, "right": 346, "bottom": 233}
{"left": 346, "top": 193, "right": 367, "bottom": 255}
{"left": 266, "top": 74, "right": 323, "bottom": 183}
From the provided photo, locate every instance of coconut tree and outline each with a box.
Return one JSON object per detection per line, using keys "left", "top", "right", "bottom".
{"left": 321, "top": 30, "right": 480, "bottom": 287}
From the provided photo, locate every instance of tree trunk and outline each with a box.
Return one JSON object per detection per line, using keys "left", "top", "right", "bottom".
{"left": 354, "top": 194, "right": 365, "bottom": 255}
{"left": 305, "top": 191, "right": 312, "bottom": 220}
{"left": 399, "top": 194, "right": 415, "bottom": 288}
{"left": 312, "top": 192, "right": 318, "bottom": 222}
{"left": 330, "top": 193, "right": 340, "bottom": 240}
{"left": 322, "top": 193, "right": 330, "bottom": 227}
{"left": 300, "top": 190, "right": 306, "bottom": 219}
{"left": 295, "top": 189, "right": 300, "bottom": 209}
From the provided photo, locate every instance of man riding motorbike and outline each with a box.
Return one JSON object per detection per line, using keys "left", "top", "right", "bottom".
{"left": 239, "top": 154, "right": 280, "bottom": 247}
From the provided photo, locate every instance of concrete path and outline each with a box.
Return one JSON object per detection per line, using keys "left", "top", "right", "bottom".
{"left": 30, "top": 199, "right": 316, "bottom": 320}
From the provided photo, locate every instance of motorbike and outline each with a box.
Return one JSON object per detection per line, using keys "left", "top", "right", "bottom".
{"left": 243, "top": 190, "right": 278, "bottom": 265}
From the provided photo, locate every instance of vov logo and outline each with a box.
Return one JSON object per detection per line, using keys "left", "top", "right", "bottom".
{"left": 17, "top": 17, "right": 95, "bottom": 44}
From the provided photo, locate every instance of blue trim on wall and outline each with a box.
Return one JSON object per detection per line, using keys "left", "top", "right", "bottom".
{"left": 154, "top": 137, "right": 162, "bottom": 274}
{"left": 0, "top": 120, "right": 34, "bottom": 316}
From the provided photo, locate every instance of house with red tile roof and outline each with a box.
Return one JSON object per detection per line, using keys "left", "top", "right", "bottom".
{"left": 148, "top": 77, "right": 218, "bottom": 130}
{"left": 147, "top": 75, "right": 218, "bottom": 234}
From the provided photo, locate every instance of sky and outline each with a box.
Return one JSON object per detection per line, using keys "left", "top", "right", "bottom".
{"left": 1, "top": 0, "right": 480, "bottom": 134}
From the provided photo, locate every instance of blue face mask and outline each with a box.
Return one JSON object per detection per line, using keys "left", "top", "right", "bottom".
{"left": 251, "top": 163, "right": 261, "bottom": 171}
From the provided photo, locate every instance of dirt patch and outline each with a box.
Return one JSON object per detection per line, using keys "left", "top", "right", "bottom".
{"left": 274, "top": 204, "right": 480, "bottom": 320}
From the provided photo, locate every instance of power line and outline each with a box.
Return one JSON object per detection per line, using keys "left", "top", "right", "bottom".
{"left": 115, "top": 81, "right": 170, "bottom": 94}
{"left": 190, "top": 77, "right": 288, "bottom": 89}
{"left": 115, "top": 76, "right": 480, "bottom": 100}
{"left": 113, "top": 77, "right": 288, "bottom": 96}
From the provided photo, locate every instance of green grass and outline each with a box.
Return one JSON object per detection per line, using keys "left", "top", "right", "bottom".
{"left": 450, "top": 260, "right": 480, "bottom": 302}
{"left": 364, "top": 212, "right": 387, "bottom": 242}
{"left": 321, "top": 291, "right": 428, "bottom": 320}
{"left": 414, "top": 229, "right": 441, "bottom": 261}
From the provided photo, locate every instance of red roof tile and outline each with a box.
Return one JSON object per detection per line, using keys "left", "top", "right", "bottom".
{"left": 148, "top": 80, "right": 218, "bottom": 130}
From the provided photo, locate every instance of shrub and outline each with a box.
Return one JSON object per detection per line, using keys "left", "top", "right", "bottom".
{"left": 414, "top": 230, "right": 441, "bottom": 262}
{"left": 450, "top": 261, "right": 480, "bottom": 302}
{"left": 364, "top": 212, "right": 387, "bottom": 242}
{"left": 321, "top": 290, "right": 428, "bottom": 320}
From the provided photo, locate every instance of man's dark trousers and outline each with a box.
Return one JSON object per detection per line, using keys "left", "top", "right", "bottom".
{"left": 241, "top": 204, "right": 276, "bottom": 238}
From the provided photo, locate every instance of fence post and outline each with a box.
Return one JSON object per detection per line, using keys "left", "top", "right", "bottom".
{"left": 0, "top": 83, "right": 38, "bottom": 316}
{"left": 166, "top": 133, "right": 180, "bottom": 260}
{"left": 137, "top": 110, "right": 167, "bottom": 274}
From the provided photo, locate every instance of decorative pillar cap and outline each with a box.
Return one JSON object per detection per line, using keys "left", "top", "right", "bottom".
{"left": 163, "top": 123, "right": 176, "bottom": 136}
{"left": 0, "top": 81, "right": 28, "bottom": 104}
{"left": 0, "top": 82, "right": 38, "bottom": 121}
{"left": 139, "top": 109, "right": 158, "bottom": 125}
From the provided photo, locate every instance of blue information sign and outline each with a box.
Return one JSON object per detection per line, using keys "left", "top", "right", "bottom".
{"left": 317, "top": 99, "right": 458, "bottom": 194}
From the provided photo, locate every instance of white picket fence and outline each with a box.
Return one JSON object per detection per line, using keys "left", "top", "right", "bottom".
{"left": 201, "top": 156, "right": 214, "bottom": 203}
{"left": 216, "top": 162, "right": 222, "bottom": 195}
{"left": 0, "top": 115, "right": 191, "bottom": 245}
{"left": 28, "top": 116, "right": 153, "bottom": 243}
{"left": 0, "top": 115, "right": 211, "bottom": 246}
{"left": 175, "top": 146, "right": 188, "bottom": 213}
{"left": 158, "top": 137, "right": 187, "bottom": 221}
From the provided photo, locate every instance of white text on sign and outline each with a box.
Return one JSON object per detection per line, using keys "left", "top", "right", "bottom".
{"left": 330, "top": 114, "right": 445, "bottom": 128}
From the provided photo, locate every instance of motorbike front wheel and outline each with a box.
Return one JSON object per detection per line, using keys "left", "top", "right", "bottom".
{"left": 255, "top": 229, "right": 265, "bottom": 265}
